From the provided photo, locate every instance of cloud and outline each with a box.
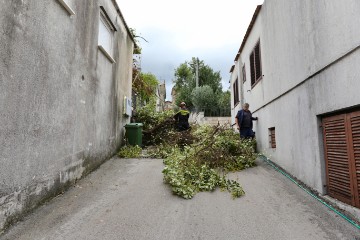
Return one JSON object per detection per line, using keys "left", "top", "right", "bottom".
{"left": 117, "top": 0, "right": 264, "bottom": 100}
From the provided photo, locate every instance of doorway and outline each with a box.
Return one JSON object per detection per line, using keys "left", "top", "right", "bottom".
{"left": 322, "top": 110, "right": 360, "bottom": 208}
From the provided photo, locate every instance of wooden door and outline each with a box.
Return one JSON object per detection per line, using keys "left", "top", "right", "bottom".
{"left": 323, "top": 114, "right": 353, "bottom": 205}
{"left": 348, "top": 111, "right": 360, "bottom": 207}
{"left": 323, "top": 110, "right": 360, "bottom": 208}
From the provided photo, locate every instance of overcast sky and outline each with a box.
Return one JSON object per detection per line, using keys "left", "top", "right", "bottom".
{"left": 116, "top": 0, "right": 264, "bottom": 101}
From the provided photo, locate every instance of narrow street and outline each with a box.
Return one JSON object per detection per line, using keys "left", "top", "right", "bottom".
{"left": 1, "top": 157, "right": 359, "bottom": 240}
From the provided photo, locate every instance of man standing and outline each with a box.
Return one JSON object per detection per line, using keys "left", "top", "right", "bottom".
{"left": 174, "top": 102, "right": 190, "bottom": 131}
{"left": 235, "top": 103, "right": 258, "bottom": 139}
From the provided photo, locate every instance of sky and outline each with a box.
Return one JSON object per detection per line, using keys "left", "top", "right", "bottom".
{"left": 116, "top": 0, "right": 264, "bottom": 101}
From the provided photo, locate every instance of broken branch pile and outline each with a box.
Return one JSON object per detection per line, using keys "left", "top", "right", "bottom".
{"left": 129, "top": 106, "right": 257, "bottom": 199}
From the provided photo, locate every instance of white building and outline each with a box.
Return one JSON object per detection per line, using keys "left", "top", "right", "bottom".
{"left": 230, "top": 0, "right": 360, "bottom": 210}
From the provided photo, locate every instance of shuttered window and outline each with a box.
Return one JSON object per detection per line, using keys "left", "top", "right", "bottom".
{"left": 233, "top": 78, "right": 239, "bottom": 105}
{"left": 250, "top": 41, "right": 262, "bottom": 87}
{"left": 269, "top": 127, "right": 276, "bottom": 148}
{"left": 323, "top": 110, "right": 360, "bottom": 208}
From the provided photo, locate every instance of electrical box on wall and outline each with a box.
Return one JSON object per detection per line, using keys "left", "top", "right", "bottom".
{"left": 124, "top": 96, "right": 132, "bottom": 117}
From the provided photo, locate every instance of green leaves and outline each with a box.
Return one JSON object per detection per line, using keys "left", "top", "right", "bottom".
{"left": 133, "top": 73, "right": 159, "bottom": 104}
{"left": 162, "top": 147, "right": 218, "bottom": 199}
{"left": 191, "top": 85, "right": 218, "bottom": 110}
{"left": 173, "top": 57, "right": 223, "bottom": 108}
{"left": 118, "top": 145, "right": 142, "bottom": 158}
{"left": 137, "top": 104, "right": 257, "bottom": 199}
{"left": 161, "top": 125, "right": 258, "bottom": 199}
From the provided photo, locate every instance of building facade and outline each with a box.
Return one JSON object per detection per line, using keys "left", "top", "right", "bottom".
{"left": 156, "top": 82, "right": 166, "bottom": 112}
{"left": 231, "top": 0, "right": 360, "bottom": 210}
{"left": 164, "top": 101, "right": 173, "bottom": 111}
{"left": 0, "top": 0, "right": 134, "bottom": 230}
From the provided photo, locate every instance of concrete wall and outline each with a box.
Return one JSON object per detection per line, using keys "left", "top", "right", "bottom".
{"left": 190, "top": 112, "right": 231, "bottom": 126}
{"left": 0, "top": 0, "right": 134, "bottom": 230}
{"left": 231, "top": 0, "right": 360, "bottom": 194}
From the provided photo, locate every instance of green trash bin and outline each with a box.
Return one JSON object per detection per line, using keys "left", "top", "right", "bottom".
{"left": 125, "top": 123, "right": 143, "bottom": 146}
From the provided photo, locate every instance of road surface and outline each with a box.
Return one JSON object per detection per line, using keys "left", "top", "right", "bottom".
{"left": 1, "top": 157, "right": 359, "bottom": 240}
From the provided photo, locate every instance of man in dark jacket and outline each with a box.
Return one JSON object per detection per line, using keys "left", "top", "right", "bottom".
{"left": 235, "top": 103, "right": 258, "bottom": 139}
{"left": 174, "top": 102, "right": 190, "bottom": 131}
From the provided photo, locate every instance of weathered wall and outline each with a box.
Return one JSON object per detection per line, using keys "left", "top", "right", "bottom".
{"left": 189, "top": 112, "right": 231, "bottom": 126}
{"left": 231, "top": 0, "right": 360, "bottom": 194}
{"left": 0, "top": 0, "right": 133, "bottom": 231}
{"left": 231, "top": 7, "right": 263, "bottom": 124}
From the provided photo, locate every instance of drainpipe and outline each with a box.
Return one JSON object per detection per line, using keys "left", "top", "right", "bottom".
{"left": 237, "top": 60, "right": 244, "bottom": 106}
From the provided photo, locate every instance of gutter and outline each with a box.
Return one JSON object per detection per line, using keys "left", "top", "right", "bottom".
{"left": 111, "top": 0, "right": 136, "bottom": 45}
{"left": 234, "top": 5, "right": 262, "bottom": 62}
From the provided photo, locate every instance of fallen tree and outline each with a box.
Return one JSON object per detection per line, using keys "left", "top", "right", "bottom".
{"left": 122, "top": 103, "right": 257, "bottom": 199}
{"left": 145, "top": 121, "right": 257, "bottom": 199}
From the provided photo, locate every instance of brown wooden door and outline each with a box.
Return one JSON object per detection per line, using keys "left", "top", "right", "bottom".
{"left": 323, "top": 110, "right": 360, "bottom": 208}
{"left": 348, "top": 111, "right": 360, "bottom": 207}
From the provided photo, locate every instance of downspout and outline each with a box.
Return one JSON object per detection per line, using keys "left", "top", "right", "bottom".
{"left": 237, "top": 60, "right": 244, "bottom": 106}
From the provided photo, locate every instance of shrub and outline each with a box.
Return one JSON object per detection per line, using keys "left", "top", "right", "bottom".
{"left": 118, "top": 145, "right": 142, "bottom": 158}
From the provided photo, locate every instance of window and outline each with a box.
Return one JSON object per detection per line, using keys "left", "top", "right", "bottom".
{"left": 57, "top": 0, "right": 75, "bottom": 15}
{"left": 269, "top": 127, "right": 276, "bottom": 148}
{"left": 98, "top": 7, "right": 116, "bottom": 63}
{"left": 250, "top": 41, "right": 262, "bottom": 87}
{"left": 242, "top": 64, "right": 246, "bottom": 83}
{"left": 233, "top": 78, "right": 239, "bottom": 105}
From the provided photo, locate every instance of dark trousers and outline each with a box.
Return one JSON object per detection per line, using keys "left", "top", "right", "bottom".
{"left": 177, "top": 122, "right": 190, "bottom": 131}
{"left": 240, "top": 128, "right": 254, "bottom": 139}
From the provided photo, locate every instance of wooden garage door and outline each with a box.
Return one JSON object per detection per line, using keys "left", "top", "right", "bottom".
{"left": 323, "top": 110, "right": 360, "bottom": 208}
{"left": 349, "top": 112, "right": 360, "bottom": 207}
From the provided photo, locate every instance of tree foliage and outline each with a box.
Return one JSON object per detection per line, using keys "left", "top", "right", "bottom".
{"left": 130, "top": 28, "right": 158, "bottom": 106}
{"left": 158, "top": 124, "right": 257, "bottom": 199}
{"left": 191, "top": 85, "right": 218, "bottom": 110}
{"left": 125, "top": 98, "right": 257, "bottom": 199}
{"left": 133, "top": 73, "right": 159, "bottom": 104}
{"left": 173, "top": 58, "right": 226, "bottom": 109}
{"left": 130, "top": 28, "right": 145, "bottom": 54}
{"left": 218, "top": 90, "right": 231, "bottom": 110}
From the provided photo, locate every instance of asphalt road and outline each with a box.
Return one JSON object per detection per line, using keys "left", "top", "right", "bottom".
{"left": 1, "top": 157, "right": 359, "bottom": 240}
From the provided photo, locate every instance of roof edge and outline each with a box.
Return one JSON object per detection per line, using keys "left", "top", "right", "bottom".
{"left": 111, "top": 0, "right": 136, "bottom": 45}
{"left": 229, "top": 65, "right": 235, "bottom": 73}
{"left": 234, "top": 5, "right": 262, "bottom": 61}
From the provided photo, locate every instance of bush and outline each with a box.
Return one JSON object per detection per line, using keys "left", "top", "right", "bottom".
{"left": 191, "top": 85, "right": 218, "bottom": 110}
{"left": 158, "top": 124, "right": 257, "bottom": 199}
{"left": 118, "top": 145, "right": 142, "bottom": 158}
{"left": 162, "top": 145, "right": 248, "bottom": 199}
{"left": 135, "top": 103, "right": 258, "bottom": 199}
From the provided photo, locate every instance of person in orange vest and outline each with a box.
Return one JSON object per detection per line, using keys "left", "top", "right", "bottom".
{"left": 174, "top": 102, "right": 190, "bottom": 131}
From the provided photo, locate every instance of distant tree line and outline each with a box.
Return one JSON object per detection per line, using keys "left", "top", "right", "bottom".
{"left": 173, "top": 57, "right": 230, "bottom": 114}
